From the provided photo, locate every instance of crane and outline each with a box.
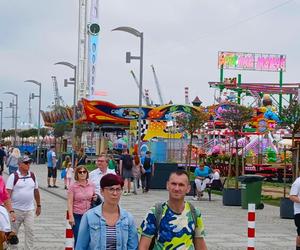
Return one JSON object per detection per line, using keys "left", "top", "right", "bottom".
{"left": 51, "top": 76, "right": 65, "bottom": 108}
{"left": 151, "top": 65, "right": 164, "bottom": 105}
{"left": 130, "top": 70, "right": 152, "bottom": 106}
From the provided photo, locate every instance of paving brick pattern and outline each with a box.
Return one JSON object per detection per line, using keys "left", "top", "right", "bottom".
{"left": 5, "top": 164, "right": 295, "bottom": 249}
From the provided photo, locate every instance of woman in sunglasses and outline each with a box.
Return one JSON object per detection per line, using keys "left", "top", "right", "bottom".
{"left": 76, "top": 173, "right": 138, "bottom": 250}
{"left": 67, "top": 166, "right": 96, "bottom": 248}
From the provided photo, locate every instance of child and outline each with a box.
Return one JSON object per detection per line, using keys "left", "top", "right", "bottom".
{"left": 65, "top": 162, "right": 74, "bottom": 189}
{"left": 62, "top": 156, "right": 71, "bottom": 189}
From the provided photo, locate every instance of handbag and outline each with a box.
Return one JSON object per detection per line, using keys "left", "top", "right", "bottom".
{"left": 60, "top": 169, "right": 66, "bottom": 179}
{"left": 90, "top": 194, "right": 102, "bottom": 208}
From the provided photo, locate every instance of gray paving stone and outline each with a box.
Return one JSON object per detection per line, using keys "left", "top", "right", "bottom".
{"left": 4, "top": 164, "right": 296, "bottom": 249}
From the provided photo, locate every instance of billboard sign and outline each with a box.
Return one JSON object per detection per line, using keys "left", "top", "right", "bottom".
{"left": 218, "top": 51, "right": 286, "bottom": 72}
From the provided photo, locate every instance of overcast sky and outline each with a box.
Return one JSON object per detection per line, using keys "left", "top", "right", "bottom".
{"left": 0, "top": 0, "right": 299, "bottom": 129}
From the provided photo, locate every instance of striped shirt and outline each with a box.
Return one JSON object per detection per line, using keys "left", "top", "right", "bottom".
{"left": 106, "top": 225, "right": 117, "bottom": 249}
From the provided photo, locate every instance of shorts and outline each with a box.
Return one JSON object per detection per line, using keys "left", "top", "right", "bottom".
{"left": 294, "top": 213, "right": 300, "bottom": 235}
{"left": 0, "top": 206, "right": 11, "bottom": 232}
{"left": 122, "top": 168, "right": 133, "bottom": 179}
{"left": 48, "top": 167, "right": 57, "bottom": 178}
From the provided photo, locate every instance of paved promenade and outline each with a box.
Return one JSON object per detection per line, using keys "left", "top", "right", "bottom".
{"left": 5, "top": 164, "right": 296, "bottom": 249}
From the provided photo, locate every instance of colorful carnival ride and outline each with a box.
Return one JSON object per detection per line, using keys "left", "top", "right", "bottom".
{"left": 40, "top": 50, "right": 297, "bottom": 181}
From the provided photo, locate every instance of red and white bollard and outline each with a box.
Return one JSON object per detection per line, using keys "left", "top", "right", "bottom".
{"left": 65, "top": 210, "right": 74, "bottom": 250}
{"left": 247, "top": 203, "right": 256, "bottom": 250}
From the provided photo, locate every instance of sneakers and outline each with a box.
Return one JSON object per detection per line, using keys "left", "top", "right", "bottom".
{"left": 48, "top": 185, "right": 53, "bottom": 188}
{"left": 53, "top": 185, "right": 59, "bottom": 188}
{"left": 192, "top": 196, "right": 199, "bottom": 201}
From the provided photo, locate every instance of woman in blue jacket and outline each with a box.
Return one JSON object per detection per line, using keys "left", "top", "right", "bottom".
{"left": 76, "top": 173, "right": 138, "bottom": 250}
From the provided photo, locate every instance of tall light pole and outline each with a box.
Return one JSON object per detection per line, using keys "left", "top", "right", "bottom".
{"left": 4, "top": 92, "right": 18, "bottom": 146}
{"left": 0, "top": 101, "right": 3, "bottom": 139}
{"left": 25, "top": 80, "right": 42, "bottom": 164}
{"left": 54, "top": 62, "right": 77, "bottom": 167}
{"left": 112, "top": 26, "right": 144, "bottom": 153}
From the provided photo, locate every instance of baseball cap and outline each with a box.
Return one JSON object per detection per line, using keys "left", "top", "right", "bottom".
{"left": 18, "top": 155, "right": 33, "bottom": 164}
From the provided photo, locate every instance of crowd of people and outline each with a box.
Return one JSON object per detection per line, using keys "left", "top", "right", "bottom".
{"left": 0, "top": 144, "right": 213, "bottom": 249}
{"left": 2, "top": 142, "right": 300, "bottom": 249}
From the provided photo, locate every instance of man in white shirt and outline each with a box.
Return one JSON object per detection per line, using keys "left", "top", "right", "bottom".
{"left": 290, "top": 176, "right": 300, "bottom": 250}
{"left": 89, "top": 155, "right": 115, "bottom": 198}
{"left": 6, "top": 156, "right": 41, "bottom": 250}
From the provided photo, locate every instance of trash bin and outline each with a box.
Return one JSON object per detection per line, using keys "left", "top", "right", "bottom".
{"left": 238, "top": 175, "right": 264, "bottom": 209}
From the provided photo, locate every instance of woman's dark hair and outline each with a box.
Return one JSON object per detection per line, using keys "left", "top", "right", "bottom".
{"left": 100, "top": 174, "right": 124, "bottom": 189}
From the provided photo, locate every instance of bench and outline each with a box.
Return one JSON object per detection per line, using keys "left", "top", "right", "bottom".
{"left": 192, "top": 178, "right": 226, "bottom": 201}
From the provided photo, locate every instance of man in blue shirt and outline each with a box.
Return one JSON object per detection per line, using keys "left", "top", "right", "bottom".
{"left": 141, "top": 151, "right": 154, "bottom": 193}
{"left": 193, "top": 162, "right": 212, "bottom": 201}
{"left": 46, "top": 145, "right": 57, "bottom": 188}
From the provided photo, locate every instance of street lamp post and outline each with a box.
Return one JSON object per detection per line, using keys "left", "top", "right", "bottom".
{"left": 25, "top": 80, "right": 42, "bottom": 164}
{"left": 54, "top": 62, "right": 77, "bottom": 168}
{"left": 112, "top": 26, "right": 144, "bottom": 154}
{"left": 4, "top": 92, "right": 18, "bottom": 146}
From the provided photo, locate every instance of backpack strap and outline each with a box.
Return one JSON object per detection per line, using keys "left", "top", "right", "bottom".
{"left": 30, "top": 172, "right": 36, "bottom": 184}
{"left": 13, "top": 172, "right": 19, "bottom": 186}
{"left": 154, "top": 202, "right": 164, "bottom": 232}
{"left": 187, "top": 201, "right": 198, "bottom": 237}
{"left": 13, "top": 171, "right": 36, "bottom": 187}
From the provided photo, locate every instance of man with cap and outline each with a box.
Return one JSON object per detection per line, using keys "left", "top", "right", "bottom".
{"left": 6, "top": 155, "right": 41, "bottom": 250}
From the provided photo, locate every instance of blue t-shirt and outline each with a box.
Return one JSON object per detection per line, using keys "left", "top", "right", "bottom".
{"left": 47, "top": 150, "right": 55, "bottom": 168}
{"left": 194, "top": 166, "right": 212, "bottom": 178}
{"left": 141, "top": 156, "right": 154, "bottom": 173}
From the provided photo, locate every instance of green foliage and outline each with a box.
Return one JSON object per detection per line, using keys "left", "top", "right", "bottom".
{"left": 53, "top": 123, "right": 70, "bottom": 138}
{"left": 218, "top": 104, "right": 253, "bottom": 133}
{"left": 176, "top": 109, "right": 209, "bottom": 136}
{"left": 281, "top": 100, "right": 300, "bottom": 135}
{"left": 40, "top": 127, "right": 49, "bottom": 138}
{"left": 1, "top": 129, "right": 15, "bottom": 138}
{"left": 176, "top": 108, "right": 209, "bottom": 173}
{"left": 219, "top": 104, "right": 253, "bottom": 188}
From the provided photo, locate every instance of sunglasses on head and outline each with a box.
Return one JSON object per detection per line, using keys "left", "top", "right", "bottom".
{"left": 78, "top": 170, "right": 87, "bottom": 174}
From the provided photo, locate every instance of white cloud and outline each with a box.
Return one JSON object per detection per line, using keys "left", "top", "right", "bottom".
{"left": 0, "top": 0, "right": 299, "bottom": 129}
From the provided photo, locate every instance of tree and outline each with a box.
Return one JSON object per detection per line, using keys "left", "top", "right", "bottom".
{"left": 219, "top": 104, "right": 253, "bottom": 188}
{"left": 176, "top": 108, "right": 209, "bottom": 174}
{"left": 75, "top": 123, "right": 90, "bottom": 148}
{"left": 40, "top": 127, "right": 50, "bottom": 146}
{"left": 18, "top": 130, "right": 30, "bottom": 145}
{"left": 281, "top": 100, "right": 300, "bottom": 180}
{"left": 53, "top": 123, "right": 70, "bottom": 154}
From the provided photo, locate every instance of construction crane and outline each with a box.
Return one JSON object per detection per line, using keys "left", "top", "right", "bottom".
{"left": 51, "top": 76, "right": 65, "bottom": 108}
{"left": 130, "top": 70, "right": 152, "bottom": 106}
{"left": 151, "top": 65, "right": 164, "bottom": 105}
